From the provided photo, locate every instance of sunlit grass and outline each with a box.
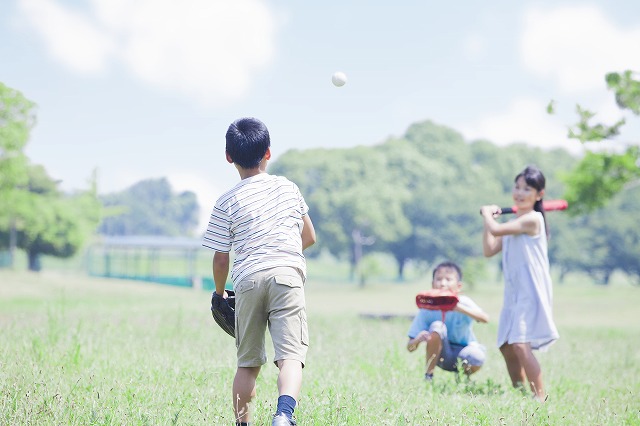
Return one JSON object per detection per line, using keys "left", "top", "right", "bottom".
{"left": 1, "top": 270, "right": 639, "bottom": 425}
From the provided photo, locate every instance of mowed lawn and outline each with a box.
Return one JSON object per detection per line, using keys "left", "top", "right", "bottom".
{"left": 1, "top": 270, "right": 639, "bottom": 425}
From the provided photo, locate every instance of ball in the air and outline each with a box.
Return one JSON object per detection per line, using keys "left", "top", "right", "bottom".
{"left": 332, "top": 71, "right": 347, "bottom": 87}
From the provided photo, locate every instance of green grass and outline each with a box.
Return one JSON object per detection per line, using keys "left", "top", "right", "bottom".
{"left": 1, "top": 270, "right": 639, "bottom": 425}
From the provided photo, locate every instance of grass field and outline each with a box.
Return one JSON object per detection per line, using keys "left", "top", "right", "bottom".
{"left": 1, "top": 269, "right": 639, "bottom": 425}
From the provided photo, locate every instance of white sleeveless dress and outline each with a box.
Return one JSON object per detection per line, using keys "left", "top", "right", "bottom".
{"left": 497, "top": 211, "right": 559, "bottom": 351}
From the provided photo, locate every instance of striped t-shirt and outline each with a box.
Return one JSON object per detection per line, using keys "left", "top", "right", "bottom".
{"left": 202, "top": 173, "right": 309, "bottom": 285}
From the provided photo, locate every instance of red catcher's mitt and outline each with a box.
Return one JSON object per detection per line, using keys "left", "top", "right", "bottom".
{"left": 416, "top": 289, "right": 459, "bottom": 312}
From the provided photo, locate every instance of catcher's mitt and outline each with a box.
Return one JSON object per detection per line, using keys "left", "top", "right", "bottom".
{"left": 211, "top": 290, "right": 235, "bottom": 338}
{"left": 416, "top": 289, "right": 459, "bottom": 312}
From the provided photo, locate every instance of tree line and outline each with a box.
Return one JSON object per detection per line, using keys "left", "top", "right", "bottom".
{"left": 1, "top": 75, "right": 638, "bottom": 282}
{"left": 271, "top": 120, "right": 639, "bottom": 285}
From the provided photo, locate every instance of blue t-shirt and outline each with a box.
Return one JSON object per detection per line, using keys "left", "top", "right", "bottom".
{"left": 407, "top": 295, "right": 480, "bottom": 346}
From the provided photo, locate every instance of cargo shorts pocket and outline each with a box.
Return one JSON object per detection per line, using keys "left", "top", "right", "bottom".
{"left": 235, "top": 280, "right": 255, "bottom": 294}
{"left": 274, "top": 275, "right": 303, "bottom": 288}
{"left": 234, "top": 280, "right": 255, "bottom": 349}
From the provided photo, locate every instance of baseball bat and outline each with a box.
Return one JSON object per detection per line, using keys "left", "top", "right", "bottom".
{"left": 500, "top": 199, "right": 568, "bottom": 214}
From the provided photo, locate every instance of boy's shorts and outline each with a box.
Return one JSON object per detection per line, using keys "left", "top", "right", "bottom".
{"left": 428, "top": 321, "right": 486, "bottom": 372}
{"left": 234, "top": 266, "right": 308, "bottom": 368}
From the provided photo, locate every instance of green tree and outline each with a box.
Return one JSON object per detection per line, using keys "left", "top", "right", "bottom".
{"left": 1, "top": 82, "right": 102, "bottom": 271}
{"left": 379, "top": 123, "right": 487, "bottom": 277}
{"left": 0, "top": 82, "right": 36, "bottom": 266}
{"left": 271, "top": 146, "right": 412, "bottom": 283}
{"left": 0, "top": 165, "right": 102, "bottom": 270}
{"left": 546, "top": 214, "right": 592, "bottom": 282}
{"left": 561, "top": 70, "right": 640, "bottom": 215}
{"left": 570, "top": 185, "right": 640, "bottom": 285}
{"left": 272, "top": 120, "right": 583, "bottom": 282}
{"left": 99, "top": 178, "right": 199, "bottom": 236}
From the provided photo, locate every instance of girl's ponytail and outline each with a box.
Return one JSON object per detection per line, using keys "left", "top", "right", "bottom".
{"left": 533, "top": 199, "right": 548, "bottom": 237}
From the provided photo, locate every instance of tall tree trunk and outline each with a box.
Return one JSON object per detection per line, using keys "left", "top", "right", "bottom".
{"left": 352, "top": 228, "right": 375, "bottom": 287}
{"left": 9, "top": 217, "right": 16, "bottom": 268}
{"left": 27, "top": 250, "right": 41, "bottom": 272}
{"left": 397, "top": 258, "right": 406, "bottom": 281}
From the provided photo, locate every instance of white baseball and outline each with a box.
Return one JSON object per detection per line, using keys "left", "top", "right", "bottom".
{"left": 332, "top": 71, "right": 347, "bottom": 87}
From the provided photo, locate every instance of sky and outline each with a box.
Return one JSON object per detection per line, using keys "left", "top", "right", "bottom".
{"left": 2, "top": 0, "right": 640, "bottom": 230}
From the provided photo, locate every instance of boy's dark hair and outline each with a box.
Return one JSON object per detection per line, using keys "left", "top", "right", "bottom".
{"left": 225, "top": 117, "right": 271, "bottom": 169}
{"left": 515, "top": 165, "right": 549, "bottom": 236}
{"left": 432, "top": 261, "right": 462, "bottom": 281}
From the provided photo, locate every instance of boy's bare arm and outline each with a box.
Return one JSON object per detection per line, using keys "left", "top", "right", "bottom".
{"left": 213, "top": 251, "right": 230, "bottom": 295}
{"left": 455, "top": 302, "right": 489, "bottom": 323}
{"left": 301, "top": 214, "right": 317, "bottom": 250}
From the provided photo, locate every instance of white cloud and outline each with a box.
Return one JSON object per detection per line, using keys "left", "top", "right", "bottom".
{"left": 521, "top": 5, "right": 640, "bottom": 93}
{"left": 18, "top": 0, "right": 116, "bottom": 73}
{"left": 16, "top": 0, "right": 279, "bottom": 104}
{"left": 459, "top": 97, "right": 583, "bottom": 154}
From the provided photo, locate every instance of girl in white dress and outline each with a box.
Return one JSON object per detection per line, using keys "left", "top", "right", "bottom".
{"left": 480, "top": 166, "right": 559, "bottom": 401}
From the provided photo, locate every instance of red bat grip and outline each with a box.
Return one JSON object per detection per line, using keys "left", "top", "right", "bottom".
{"left": 501, "top": 200, "right": 568, "bottom": 215}
{"left": 480, "top": 200, "right": 568, "bottom": 215}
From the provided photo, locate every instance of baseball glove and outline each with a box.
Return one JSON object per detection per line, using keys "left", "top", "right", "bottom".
{"left": 211, "top": 290, "right": 235, "bottom": 338}
{"left": 416, "top": 289, "right": 459, "bottom": 312}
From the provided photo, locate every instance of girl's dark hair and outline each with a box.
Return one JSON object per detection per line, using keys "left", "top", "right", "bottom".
{"left": 225, "top": 117, "right": 271, "bottom": 169}
{"left": 515, "top": 165, "right": 549, "bottom": 236}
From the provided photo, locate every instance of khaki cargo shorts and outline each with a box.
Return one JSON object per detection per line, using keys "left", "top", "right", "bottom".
{"left": 234, "top": 266, "right": 308, "bottom": 368}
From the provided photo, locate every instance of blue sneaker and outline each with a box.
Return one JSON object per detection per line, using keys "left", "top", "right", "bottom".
{"left": 272, "top": 413, "right": 296, "bottom": 426}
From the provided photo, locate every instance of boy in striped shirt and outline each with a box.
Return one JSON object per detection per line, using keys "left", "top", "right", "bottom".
{"left": 203, "top": 117, "right": 316, "bottom": 426}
